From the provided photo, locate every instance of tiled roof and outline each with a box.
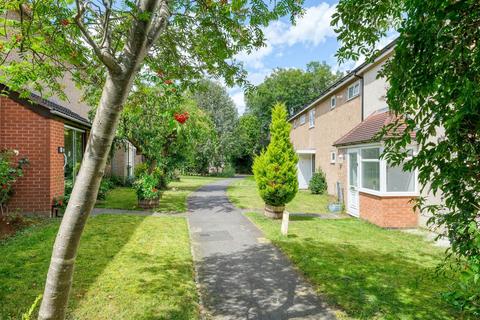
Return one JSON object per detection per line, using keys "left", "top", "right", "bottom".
{"left": 29, "top": 92, "right": 90, "bottom": 126}
{"left": 333, "top": 110, "right": 414, "bottom": 147}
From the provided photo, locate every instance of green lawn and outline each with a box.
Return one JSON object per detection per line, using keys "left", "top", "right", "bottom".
{"left": 96, "top": 175, "right": 222, "bottom": 212}
{"left": 246, "top": 212, "right": 458, "bottom": 319}
{"left": 0, "top": 215, "right": 198, "bottom": 319}
{"left": 227, "top": 176, "right": 335, "bottom": 213}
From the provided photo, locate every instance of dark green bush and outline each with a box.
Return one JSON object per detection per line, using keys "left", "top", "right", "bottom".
{"left": 97, "top": 178, "right": 114, "bottom": 200}
{"left": 309, "top": 169, "right": 327, "bottom": 194}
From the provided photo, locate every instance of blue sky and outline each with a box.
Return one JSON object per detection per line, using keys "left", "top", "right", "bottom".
{"left": 228, "top": 0, "right": 347, "bottom": 114}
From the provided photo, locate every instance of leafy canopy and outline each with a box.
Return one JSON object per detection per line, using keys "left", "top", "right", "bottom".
{"left": 253, "top": 103, "right": 298, "bottom": 207}
{"left": 333, "top": 0, "right": 480, "bottom": 314}
{"left": 0, "top": 0, "right": 305, "bottom": 98}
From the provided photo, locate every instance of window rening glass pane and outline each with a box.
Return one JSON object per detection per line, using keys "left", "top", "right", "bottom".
{"left": 362, "top": 161, "right": 380, "bottom": 191}
{"left": 349, "top": 153, "right": 358, "bottom": 187}
{"left": 387, "top": 165, "right": 415, "bottom": 192}
{"left": 361, "top": 148, "right": 380, "bottom": 159}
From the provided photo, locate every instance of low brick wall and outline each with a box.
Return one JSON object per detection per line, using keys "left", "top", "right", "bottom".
{"left": 359, "top": 192, "right": 418, "bottom": 228}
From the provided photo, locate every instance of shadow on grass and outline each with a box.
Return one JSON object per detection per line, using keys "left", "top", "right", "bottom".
{"left": 0, "top": 214, "right": 146, "bottom": 318}
{"left": 271, "top": 237, "right": 458, "bottom": 319}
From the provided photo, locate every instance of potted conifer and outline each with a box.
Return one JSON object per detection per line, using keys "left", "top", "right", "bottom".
{"left": 253, "top": 103, "right": 298, "bottom": 219}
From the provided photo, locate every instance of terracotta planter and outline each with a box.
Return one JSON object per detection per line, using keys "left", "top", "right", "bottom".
{"left": 264, "top": 204, "right": 285, "bottom": 219}
{"left": 138, "top": 197, "right": 160, "bottom": 210}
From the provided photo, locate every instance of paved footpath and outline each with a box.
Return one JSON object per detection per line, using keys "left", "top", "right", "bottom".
{"left": 188, "top": 178, "right": 336, "bottom": 320}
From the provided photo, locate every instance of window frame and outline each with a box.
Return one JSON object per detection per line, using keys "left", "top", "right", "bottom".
{"left": 330, "top": 96, "right": 336, "bottom": 109}
{"left": 355, "top": 143, "right": 419, "bottom": 197}
{"left": 347, "top": 81, "right": 360, "bottom": 101}
{"left": 330, "top": 151, "right": 336, "bottom": 164}
{"left": 299, "top": 114, "right": 306, "bottom": 125}
{"left": 309, "top": 108, "right": 315, "bottom": 128}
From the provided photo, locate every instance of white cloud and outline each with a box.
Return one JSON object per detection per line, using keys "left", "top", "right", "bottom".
{"left": 266, "top": 3, "right": 336, "bottom": 47}
{"left": 230, "top": 2, "right": 338, "bottom": 112}
{"left": 234, "top": 2, "right": 336, "bottom": 70}
{"left": 231, "top": 91, "right": 246, "bottom": 115}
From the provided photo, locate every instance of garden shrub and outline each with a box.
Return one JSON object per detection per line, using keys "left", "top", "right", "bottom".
{"left": 309, "top": 169, "right": 327, "bottom": 194}
{"left": 253, "top": 103, "right": 298, "bottom": 207}
{"left": 133, "top": 173, "right": 162, "bottom": 200}
{"left": 134, "top": 162, "right": 149, "bottom": 177}
{"left": 0, "top": 149, "right": 29, "bottom": 213}
{"left": 97, "top": 178, "right": 114, "bottom": 200}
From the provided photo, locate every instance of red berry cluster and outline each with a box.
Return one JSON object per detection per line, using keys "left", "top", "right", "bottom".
{"left": 174, "top": 112, "right": 190, "bottom": 124}
{"left": 60, "top": 19, "right": 70, "bottom": 27}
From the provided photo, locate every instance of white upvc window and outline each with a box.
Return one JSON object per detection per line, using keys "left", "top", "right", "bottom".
{"left": 330, "top": 151, "right": 336, "bottom": 164}
{"left": 309, "top": 109, "right": 315, "bottom": 128}
{"left": 357, "top": 144, "right": 418, "bottom": 196}
{"left": 293, "top": 119, "right": 297, "bottom": 128}
{"left": 347, "top": 81, "right": 360, "bottom": 100}
{"left": 330, "top": 96, "right": 336, "bottom": 109}
{"left": 299, "top": 114, "right": 306, "bottom": 125}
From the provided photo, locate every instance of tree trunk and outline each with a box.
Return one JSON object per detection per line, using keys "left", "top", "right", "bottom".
{"left": 38, "top": 71, "right": 135, "bottom": 320}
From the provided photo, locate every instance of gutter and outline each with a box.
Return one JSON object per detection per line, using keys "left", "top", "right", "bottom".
{"left": 353, "top": 73, "right": 364, "bottom": 121}
{"left": 50, "top": 110, "right": 91, "bottom": 128}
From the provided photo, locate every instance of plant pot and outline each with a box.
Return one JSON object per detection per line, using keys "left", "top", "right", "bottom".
{"left": 264, "top": 204, "right": 285, "bottom": 219}
{"left": 328, "top": 203, "right": 342, "bottom": 213}
{"left": 138, "top": 197, "right": 160, "bottom": 210}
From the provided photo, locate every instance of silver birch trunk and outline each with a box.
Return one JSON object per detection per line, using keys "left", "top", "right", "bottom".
{"left": 38, "top": 72, "right": 135, "bottom": 320}
{"left": 37, "top": 0, "right": 170, "bottom": 317}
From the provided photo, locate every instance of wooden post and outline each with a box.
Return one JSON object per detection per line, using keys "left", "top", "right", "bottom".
{"left": 281, "top": 210, "right": 289, "bottom": 236}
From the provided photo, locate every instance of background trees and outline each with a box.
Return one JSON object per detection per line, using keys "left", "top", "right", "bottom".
{"left": 334, "top": 0, "right": 480, "bottom": 315}
{"left": 245, "top": 61, "right": 341, "bottom": 148}
{"left": 191, "top": 80, "right": 238, "bottom": 173}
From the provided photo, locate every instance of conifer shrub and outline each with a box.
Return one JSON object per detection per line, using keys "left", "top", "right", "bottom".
{"left": 253, "top": 103, "right": 298, "bottom": 207}
{"left": 309, "top": 168, "right": 327, "bottom": 194}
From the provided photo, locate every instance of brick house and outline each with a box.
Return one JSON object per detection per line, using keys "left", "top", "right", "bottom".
{"left": 0, "top": 80, "right": 141, "bottom": 215}
{"left": 289, "top": 40, "right": 434, "bottom": 229}
{"left": 0, "top": 82, "right": 91, "bottom": 215}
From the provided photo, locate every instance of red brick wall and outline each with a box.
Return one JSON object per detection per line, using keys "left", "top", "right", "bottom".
{"left": 48, "top": 119, "right": 65, "bottom": 204}
{"left": 0, "top": 96, "right": 65, "bottom": 214}
{"left": 359, "top": 192, "right": 418, "bottom": 228}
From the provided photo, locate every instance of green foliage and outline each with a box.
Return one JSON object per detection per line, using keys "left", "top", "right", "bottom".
{"left": 133, "top": 174, "right": 161, "bottom": 200}
{"left": 97, "top": 178, "right": 114, "bottom": 201}
{"left": 334, "top": 0, "right": 480, "bottom": 315}
{"left": 0, "top": 149, "right": 29, "bottom": 211}
{"left": 246, "top": 63, "right": 342, "bottom": 148}
{"left": 309, "top": 169, "right": 327, "bottom": 195}
{"left": 119, "top": 84, "right": 216, "bottom": 188}
{"left": 133, "top": 163, "right": 148, "bottom": 178}
{"left": 253, "top": 103, "right": 298, "bottom": 207}
{"left": 191, "top": 80, "right": 239, "bottom": 171}
{"left": 232, "top": 114, "right": 262, "bottom": 173}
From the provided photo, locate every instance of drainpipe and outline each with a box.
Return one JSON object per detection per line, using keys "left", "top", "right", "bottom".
{"left": 354, "top": 73, "right": 364, "bottom": 121}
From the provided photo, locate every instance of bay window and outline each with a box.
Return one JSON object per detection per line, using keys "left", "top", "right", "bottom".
{"left": 358, "top": 145, "right": 417, "bottom": 195}
{"left": 361, "top": 148, "right": 380, "bottom": 191}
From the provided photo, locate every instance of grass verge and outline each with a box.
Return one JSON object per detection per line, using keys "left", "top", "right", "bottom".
{"left": 227, "top": 176, "right": 335, "bottom": 213}
{"left": 96, "top": 175, "right": 222, "bottom": 212}
{"left": 246, "top": 212, "right": 459, "bottom": 319}
{"left": 0, "top": 214, "right": 198, "bottom": 319}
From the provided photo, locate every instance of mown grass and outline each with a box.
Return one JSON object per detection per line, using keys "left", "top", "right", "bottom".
{"left": 227, "top": 176, "right": 335, "bottom": 213}
{"left": 96, "top": 175, "right": 222, "bottom": 212}
{"left": 0, "top": 215, "right": 198, "bottom": 319}
{"left": 247, "top": 212, "right": 459, "bottom": 320}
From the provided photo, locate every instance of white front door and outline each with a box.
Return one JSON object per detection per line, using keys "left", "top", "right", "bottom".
{"left": 347, "top": 151, "right": 360, "bottom": 217}
{"left": 297, "top": 154, "right": 314, "bottom": 189}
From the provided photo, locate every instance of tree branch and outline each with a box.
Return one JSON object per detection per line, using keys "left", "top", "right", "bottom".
{"left": 75, "top": 0, "right": 122, "bottom": 73}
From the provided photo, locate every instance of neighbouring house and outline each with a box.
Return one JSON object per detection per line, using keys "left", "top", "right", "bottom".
{"left": 0, "top": 81, "right": 90, "bottom": 215}
{"left": 0, "top": 79, "right": 141, "bottom": 215}
{"left": 106, "top": 140, "right": 143, "bottom": 182}
{"left": 290, "top": 39, "right": 439, "bottom": 229}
